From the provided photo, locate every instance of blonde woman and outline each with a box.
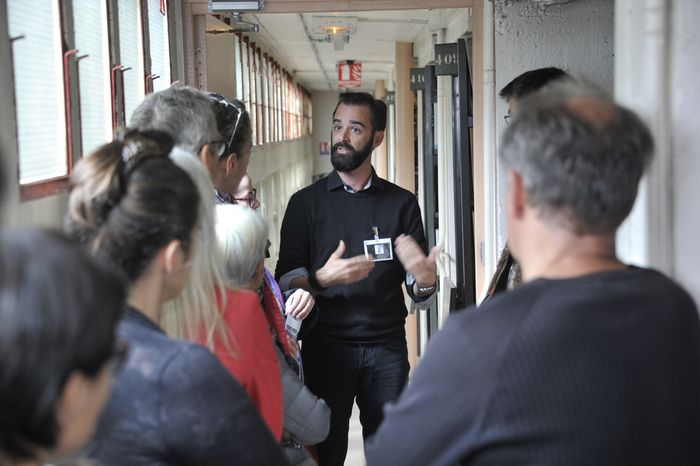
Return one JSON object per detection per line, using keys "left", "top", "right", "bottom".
{"left": 161, "top": 148, "right": 283, "bottom": 441}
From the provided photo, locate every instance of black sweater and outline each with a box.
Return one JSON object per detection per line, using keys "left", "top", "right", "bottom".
{"left": 366, "top": 267, "right": 700, "bottom": 465}
{"left": 275, "top": 170, "right": 428, "bottom": 342}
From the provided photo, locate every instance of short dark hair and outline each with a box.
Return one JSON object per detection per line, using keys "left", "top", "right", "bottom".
{"left": 209, "top": 93, "right": 253, "bottom": 160}
{"left": 333, "top": 92, "right": 387, "bottom": 132}
{"left": 500, "top": 79, "right": 653, "bottom": 234}
{"left": 65, "top": 130, "right": 200, "bottom": 282}
{"left": 0, "top": 230, "right": 125, "bottom": 461}
{"left": 499, "top": 67, "right": 569, "bottom": 102}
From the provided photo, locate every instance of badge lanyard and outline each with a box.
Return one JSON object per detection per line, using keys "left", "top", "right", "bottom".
{"left": 363, "top": 226, "right": 393, "bottom": 261}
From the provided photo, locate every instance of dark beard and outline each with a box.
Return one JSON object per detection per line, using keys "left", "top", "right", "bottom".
{"left": 331, "top": 135, "right": 374, "bottom": 173}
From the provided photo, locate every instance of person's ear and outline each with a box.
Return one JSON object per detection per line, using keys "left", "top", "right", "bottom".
{"left": 372, "top": 130, "right": 385, "bottom": 150}
{"left": 162, "top": 240, "right": 184, "bottom": 274}
{"left": 197, "top": 144, "right": 216, "bottom": 173}
{"left": 506, "top": 169, "right": 526, "bottom": 221}
{"left": 56, "top": 372, "right": 90, "bottom": 430}
{"left": 225, "top": 153, "right": 238, "bottom": 174}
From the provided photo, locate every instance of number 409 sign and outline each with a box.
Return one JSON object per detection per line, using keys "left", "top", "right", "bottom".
{"left": 434, "top": 43, "right": 458, "bottom": 76}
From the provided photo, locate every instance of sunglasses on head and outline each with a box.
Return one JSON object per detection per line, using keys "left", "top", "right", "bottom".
{"left": 210, "top": 94, "right": 246, "bottom": 155}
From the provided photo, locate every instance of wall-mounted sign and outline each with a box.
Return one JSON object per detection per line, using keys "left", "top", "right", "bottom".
{"left": 410, "top": 67, "right": 425, "bottom": 91}
{"left": 435, "top": 43, "right": 458, "bottom": 76}
{"left": 338, "top": 62, "right": 362, "bottom": 88}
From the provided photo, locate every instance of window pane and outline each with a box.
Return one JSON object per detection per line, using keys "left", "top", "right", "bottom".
{"left": 241, "top": 39, "right": 249, "bottom": 109}
{"left": 255, "top": 49, "right": 262, "bottom": 144}
{"left": 75, "top": 0, "right": 111, "bottom": 156}
{"left": 248, "top": 43, "right": 257, "bottom": 145}
{"left": 234, "top": 35, "right": 243, "bottom": 99}
{"left": 119, "top": 0, "right": 145, "bottom": 124}
{"left": 147, "top": 0, "right": 171, "bottom": 91}
{"left": 8, "top": 0, "right": 67, "bottom": 184}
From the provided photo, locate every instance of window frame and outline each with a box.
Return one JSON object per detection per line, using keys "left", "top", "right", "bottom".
{"left": 5, "top": 0, "right": 178, "bottom": 202}
{"left": 8, "top": 0, "right": 81, "bottom": 201}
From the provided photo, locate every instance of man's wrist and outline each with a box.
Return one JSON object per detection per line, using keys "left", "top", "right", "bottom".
{"left": 415, "top": 282, "right": 437, "bottom": 294}
{"left": 307, "top": 270, "right": 327, "bottom": 292}
{"left": 415, "top": 272, "right": 437, "bottom": 289}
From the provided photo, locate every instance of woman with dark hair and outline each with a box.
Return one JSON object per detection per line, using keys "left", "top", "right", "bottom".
{"left": 65, "top": 130, "right": 287, "bottom": 466}
{"left": 0, "top": 230, "right": 126, "bottom": 466}
{"left": 209, "top": 93, "right": 253, "bottom": 204}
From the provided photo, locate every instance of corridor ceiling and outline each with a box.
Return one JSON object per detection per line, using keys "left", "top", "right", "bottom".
{"left": 206, "top": 8, "right": 470, "bottom": 92}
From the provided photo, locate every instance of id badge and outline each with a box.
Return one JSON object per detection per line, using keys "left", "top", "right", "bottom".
{"left": 364, "top": 237, "right": 393, "bottom": 262}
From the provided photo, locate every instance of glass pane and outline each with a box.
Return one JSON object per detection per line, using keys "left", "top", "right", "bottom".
{"left": 8, "top": 0, "right": 68, "bottom": 184}
{"left": 119, "top": 0, "right": 145, "bottom": 124}
{"left": 248, "top": 43, "right": 257, "bottom": 145}
{"left": 147, "top": 0, "right": 171, "bottom": 91}
{"left": 255, "top": 49, "right": 262, "bottom": 144}
{"left": 75, "top": 0, "right": 112, "bottom": 156}
{"left": 233, "top": 35, "right": 242, "bottom": 99}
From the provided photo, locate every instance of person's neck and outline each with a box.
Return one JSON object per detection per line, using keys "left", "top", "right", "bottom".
{"left": 127, "top": 272, "right": 165, "bottom": 324}
{"left": 337, "top": 161, "right": 373, "bottom": 193}
{"left": 517, "top": 220, "right": 624, "bottom": 283}
{"left": 213, "top": 175, "right": 228, "bottom": 196}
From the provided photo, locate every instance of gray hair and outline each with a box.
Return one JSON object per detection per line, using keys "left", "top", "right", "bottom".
{"left": 129, "top": 85, "right": 217, "bottom": 154}
{"left": 500, "top": 78, "right": 654, "bottom": 234}
{"left": 215, "top": 204, "right": 269, "bottom": 288}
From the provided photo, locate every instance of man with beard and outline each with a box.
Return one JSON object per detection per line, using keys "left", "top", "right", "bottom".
{"left": 275, "top": 92, "right": 438, "bottom": 466}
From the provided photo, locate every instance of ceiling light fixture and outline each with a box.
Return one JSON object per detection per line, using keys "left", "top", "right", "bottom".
{"left": 208, "top": 0, "right": 264, "bottom": 13}
{"left": 311, "top": 16, "right": 358, "bottom": 52}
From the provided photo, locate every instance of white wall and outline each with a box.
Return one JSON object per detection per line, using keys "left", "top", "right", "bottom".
{"left": 206, "top": 33, "right": 237, "bottom": 98}
{"left": 247, "top": 137, "right": 314, "bottom": 271}
{"left": 311, "top": 91, "right": 339, "bottom": 177}
{"left": 670, "top": 0, "right": 700, "bottom": 303}
{"left": 492, "top": 0, "right": 615, "bottom": 249}
{"left": 615, "top": 0, "right": 700, "bottom": 304}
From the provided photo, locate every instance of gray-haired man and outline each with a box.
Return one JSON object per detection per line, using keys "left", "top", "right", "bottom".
{"left": 365, "top": 78, "right": 700, "bottom": 466}
{"left": 129, "top": 85, "right": 240, "bottom": 199}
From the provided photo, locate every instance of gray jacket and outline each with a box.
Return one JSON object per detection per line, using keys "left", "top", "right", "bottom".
{"left": 276, "top": 347, "right": 330, "bottom": 465}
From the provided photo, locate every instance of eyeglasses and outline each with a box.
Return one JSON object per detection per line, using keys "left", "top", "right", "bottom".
{"left": 233, "top": 188, "right": 256, "bottom": 207}
{"left": 110, "top": 339, "right": 129, "bottom": 372}
{"left": 504, "top": 113, "right": 512, "bottom": 125}
{"left": 208, "top": 140, "right": 228, "bottom": 158}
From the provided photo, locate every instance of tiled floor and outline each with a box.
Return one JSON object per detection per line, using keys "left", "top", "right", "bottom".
{"left": 345, "top": 402, "right": 366, "bottom": 466}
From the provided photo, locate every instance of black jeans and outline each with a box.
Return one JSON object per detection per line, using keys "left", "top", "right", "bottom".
{"left": 301, "top": 339, "right": 410, "bottom": 466}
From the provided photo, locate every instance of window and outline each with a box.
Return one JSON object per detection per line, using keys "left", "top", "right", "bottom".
{"left": 255, "top": 47, "right": 263, "bottom": 144}
{"left": 248, "top": 41, "right": 257, "bottom": 145}
{"left": 262, "top": 53, "right": 270, "bottom": 143}
{"left": 8, "top": 0, "right": 68, "bottom": 186}
{"left": 6, "top": 0, "right": 175, "bottom": 201}
{"left": 147, "top": 0, "right": 171, "bottom": 92}
{"left": 74, "top": 0, "right": 112, "bottom": 156}
{"left": 231, "top": 35, "right": 312, "bottom": 145}
{"left": 119, "top": 0, "right": 145, "bottom": 125}
{"left": 234, "top": 34, "right": 243, "bottom": 99}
